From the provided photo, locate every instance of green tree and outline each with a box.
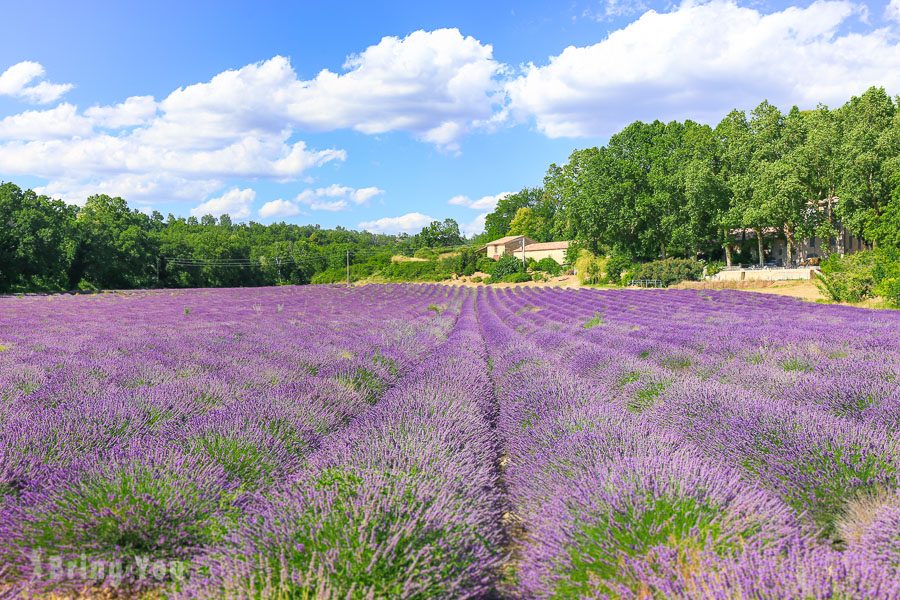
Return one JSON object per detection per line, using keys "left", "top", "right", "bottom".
{"left": 416, "top": 219, "right": 463, "bottom": 248}
{"left": 837, "top": 87, "right": 897, "bottom": 245}
{"left": 507, "top": 207, "right": 548, "bottom": 240}
{"left": 483, "top": 188, "right": 543, "bottom": 240}
{"left": 75, "top": 195, "right": 158, "bottom": 289}
{"left": 0, "top": 182, "right": 79, "bottom": 291}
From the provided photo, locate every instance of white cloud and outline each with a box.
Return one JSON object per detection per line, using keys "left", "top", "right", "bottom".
{"left": 259, "top": 198, "right": 301, "bottom": 219}
{"left": 283, "top": 29, "right": 504, "bottom": 150}
{"left": 0, "top": 104, "right": 92, "bottom": 140}
{"left": 461, "top": 212, "right": 489, "bottom": 237}
{"left": 35, "top": 174, "right": 221, "bottom": 207}
{"left": 85, "top": 96, "right": 158, "bottom": 128}
{"left": 887, "top": 0, "right": 900, "bottom": 22}
{"left": 0, "top": 31, "right": 501, "bottom": 206}
{"left": 0, "top": 61, "right": 73, "bottom": 104}
{"left": 358, "top": 212, "right": 435, "bottom": 234}
{"left": 507, "top": 0, "right": 900, "bottom": 137}
{"left": 190, "top": 187, "right": 255, "bottom": 219}
{"left": 295, "top": 184, "right": 384, "bottom": 211}
{"left": 448, "top": 191, "right": 510, "bottom": 211}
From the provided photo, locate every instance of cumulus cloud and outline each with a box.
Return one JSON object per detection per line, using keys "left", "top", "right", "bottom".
{"left": 358, "top": 212, "right": 435, "bottom": 234}
{"left": 0, "top": 30, "right": 502, "bottom": 205}
{"left": 0, "top": 104, "right": 92, "bottom": 140}
{"left": 507, "top": 0, "right": 900, "bottom": 137}
{"left": 461, "top": 212, "right": 488, "bottom": 237}
{"left": 85, "top": 96, "right": 158, "bottom": 128}
{"left": 296, "top": 184, "right": 384, "bottom": 211}
{"left": 283, "top": 29, "right": 504, "bottom": 151}
{"left": 35, "top": 174, "right": 221, "bottom": 207}
{"left": 190, "top": 187, "right": 255, "bottom": 219}
{"left": 887, "top": 0, "right": 900, "bottom": 22}
{"left": 259, "top": 198, "right": 302, "bottom": 219}
{"left": 0, "top": 61, "right": 73, "bottom": 104}
{"left": 448, "top": 191, "right": 510, "bottom": 211}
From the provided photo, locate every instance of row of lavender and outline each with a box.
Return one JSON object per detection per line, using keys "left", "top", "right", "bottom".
{"left": 479, "top": 287, "right": 899, "bottom": 597}
{"left": 0, "top": 285, "right": 463, "bottom": 594}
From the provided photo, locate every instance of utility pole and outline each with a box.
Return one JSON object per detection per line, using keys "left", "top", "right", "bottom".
{"left": 521, "top": 237, "right": 526, "bottom": 265}
{"left": 346, "top": 250, "right": 351, "bottom": 286}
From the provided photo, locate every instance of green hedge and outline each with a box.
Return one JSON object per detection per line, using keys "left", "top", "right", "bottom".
{"left": 631, "top": 258, "right": 704, "bottom": 287}
{"left": 378, "top": 260, "right": 451, "bottom": 282}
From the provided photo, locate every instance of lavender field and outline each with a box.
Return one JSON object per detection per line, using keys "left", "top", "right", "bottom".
{"left": 1, "top": 284, "right": 898, "bottom": 598}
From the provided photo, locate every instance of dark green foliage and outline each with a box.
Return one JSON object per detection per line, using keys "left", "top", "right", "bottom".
{"left": 415, "top": 218, "right": 464, "bottom": 248}
{"left": 480, "top": 86, "right": 900, "bottom": 265}
{"left": 533, "top": 257, "right": 562, "bottom": 275}
{"left": 379, "top": 260, "right": 452, "bottom": 282}
{"left": 491, "top": 254, "right": 524, "bottom": 278}
{"left": 476, "top": 257, "right": 495, "bottom": 273}
{"left": 632, "top": 258, "right": 704, "bottom": 287}
{"left": 0, "top": 183, "right": 79, "bottom": 292}
{"left": 816, "top": 250, "right": 900, "bottom": 304}
{"left": 604, "top": 251, "right": 634, "bottom": 285}
{"left": 499, "top": 272, "right": 531, "bottom": 283}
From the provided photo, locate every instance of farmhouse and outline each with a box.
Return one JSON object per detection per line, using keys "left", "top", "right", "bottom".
{"left": 520, "top": 241, "right": 570, "bottom": 263}
{"left": 480, "top": 236, "right": 571, "bottom": 264}
{"left": 729, "top": 226, "right": 869, "bottom": 267}
{"left": 482, "top": 235, "right": 536, "bottom": 260}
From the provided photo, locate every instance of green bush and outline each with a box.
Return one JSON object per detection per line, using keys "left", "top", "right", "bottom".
{"left": 379, "top": 260, "right": 450, "bottom": 282}
{"left": 476, "top": 257, "right": 495, "bottom": 274}
{"left": 470, "top": 276, "right": 483, "bottom": 283}
{"left": 815, "top": 252, "right": 880, "bottom": 302}
{"left": 502, "top": 272, "right": 531, "bottom": 283}
{"left": 877, "top": 277, "right": 900, "bottom": 308}
{"left": 604, "top": 251, "right": 634, "bottom": 285}
{"left": 492, "top": 254, "right": 524, "bottom": 278}
{"left": 413, "top": 247, "right": 437, "bottom": 260}
{"left": 311, "top": 264, "right": 375, "bottom": 284}
{"left": 632, "top": 258, "right": 704, "bottom": 287}
{"left": 705, "top": 261, "right": 725, "bottom": 277}
{"left": 575, "top": 250, "right": 606, "bottom": 285}
{"left": 534, "top": 257, "right": 562, "bottom": 276}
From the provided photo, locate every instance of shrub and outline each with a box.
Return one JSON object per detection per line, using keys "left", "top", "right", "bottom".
{"left": 604, "top": 251, "right": 633, "bottom": 285}
{"left": 877, "top": 277, "right": 900, "bottom": 308}
{"left": 378, "top": 260, "right": 450, "bottom": 282}
{"left": 413, "top": 247, "right": 437, "bottom": 260}
{"left": 575, "top": 250, "right": 606, "bottom": 285}
{"left": 705, "top": 261, "right": 725, "bottom": 277}
{"left": 492, "top": 254, "right": 524, "bottom": 279}
{"left": 502, "top": 272, "right": 532, "bottom": 283}
{"left": 815, "top": 252, "right": 879, "bottom": 302}
{"left": 632, "top": 258, "right": 704, "bottom": 287}
{"left": 815, "top": 249, "right": 899, "bottom": 305}
{"left": 311, "top": 264, "right": 376, "bottom": 284}
{"left": 470, "top": 276, "right": 483, "bottom": 283}
{"left": 534, "top": 257, "right": 562, "bottom": 276}
{"left": 476, "top": 257, "right": 495, "bottom": 274}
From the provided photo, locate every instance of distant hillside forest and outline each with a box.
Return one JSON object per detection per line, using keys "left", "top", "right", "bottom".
{"left": 1, "top": 86, "right": 899, "bottom": 293}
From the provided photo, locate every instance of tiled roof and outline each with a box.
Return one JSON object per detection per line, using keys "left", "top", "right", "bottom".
{"left": 524, "top": 241, "right": 570, "bottom": 251}
{"left": 485, "top": 235, "right": 529, "bottom": 245}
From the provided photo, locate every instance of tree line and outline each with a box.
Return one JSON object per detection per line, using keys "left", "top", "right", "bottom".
{"left": 0, "top": 185, "right": 466, "bottom": 293}
{"left": 481, "top": 87, "right": 900, "bottom": 265}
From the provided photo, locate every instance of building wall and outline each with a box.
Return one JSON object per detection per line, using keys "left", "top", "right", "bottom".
{"left": 524, "top": 248, "right": 567, "bottom": 263}
{"left": 710, "top": 267, "right": 819, "bottom": 282}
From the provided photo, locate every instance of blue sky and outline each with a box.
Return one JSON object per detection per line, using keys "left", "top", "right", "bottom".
{"left": 1, "top": 0, "right": 899, "bottom": 235}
